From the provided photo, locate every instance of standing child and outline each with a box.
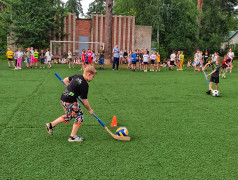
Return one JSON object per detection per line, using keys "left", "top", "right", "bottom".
{"left": 143, "top": 51, "right": 149, "bottom": 72}
{"left": 92, "top": 50, "right": 96, "bottom": 67}
{"left": 135, "top": 49, "right": 140, "bottom": 70}
{"left": 194, "top": 49, "right": 200, "bottom": 71}
{"left": 40, "top": 49, "right": 45, "bottom": 68}
{"left": 30, "top": 47, "right": 34, "bottom": 68}
{"left": 131, "top": 51, "right": 137, "bottom": 71}
{"left": 16, "top": 48, "right": 24, "bottom": 69}
{"left": 176, "top": 51, "right": 181, "bottom": 70}
{"left": 156, "top": 52, "right": 160, "bottom": 72}
{"left": 25, "top": 48, "right": 31, "bottom": 68}
{"left": 81, "top": 50, "right": 86, "bottom": 70}
{"left": 227, "top": 48, "right": 234, "bottom": 73}
{"left": 127, "top": 50, "right": 132, "bottom": 69}
{"left": 203, "top": 57, "right": 221, "bottom": 94}
{"left": 45, "top": 48, "right": 52, "bottom": 68}
{"left": 6, "top": 48, "right": 15, "bottom": 68}
{"left": 139, "top": 49, "right": 144, "bottom": 71}
{"left": 98, "top": 46, "right": 105, "bottom": 70}
{"left": 87, "top": 49, "right": 92, "bottom": 65}
{"left": 33, "top": 49, "right": 39, "bottom": 68}
{"left": 45, "top": 65, "right": 97, "bottom": 142}
{"left": 179, "top": 51, "right": 184, "bottom": 70}
{"left": 169, "top": 51, "right": 176, "bottom": 70}
{"left": 150, "top": 51, "right": 156, "bottom": 71}
{"left": 68, "top": 49, "right": 74, "bottom": 68}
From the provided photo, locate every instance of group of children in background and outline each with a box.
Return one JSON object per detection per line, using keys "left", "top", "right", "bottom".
{"left": 6, "top": 47, "right": 53, "bottom": 69}
{"left": 6, "top": 46, "right": 235, "bottom": 80}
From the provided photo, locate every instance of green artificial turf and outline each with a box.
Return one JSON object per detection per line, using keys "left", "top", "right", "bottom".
{"left": 1, "top": 61, "right": 238, "bottom": 179}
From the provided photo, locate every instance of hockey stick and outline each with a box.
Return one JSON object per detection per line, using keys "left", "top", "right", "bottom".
{"left": 198, "top": 56, "right": 209, "bottom": 85}
{"left": 55, "top": 73, "right": 130, "bottom": 141}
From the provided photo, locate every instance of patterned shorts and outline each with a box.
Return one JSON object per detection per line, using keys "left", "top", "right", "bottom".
{"left": 60, "top": 101, "right": 84, "bottom": 125}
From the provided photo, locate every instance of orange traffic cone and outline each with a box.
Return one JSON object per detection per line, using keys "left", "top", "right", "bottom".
{"left": 111, "top": 115, "right": 117, "bottom": 127}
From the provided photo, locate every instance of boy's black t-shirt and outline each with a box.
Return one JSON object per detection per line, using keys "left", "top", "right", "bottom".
{"left": 211, "top": 61, "right": 220, "bottom": 78}
{"left": 61, "top": 75, "right": 89, "bottom": 103}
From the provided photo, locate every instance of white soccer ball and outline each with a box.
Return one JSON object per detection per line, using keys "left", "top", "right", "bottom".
{"left": 212, "top": 90, "right": 219, "bottom": 97}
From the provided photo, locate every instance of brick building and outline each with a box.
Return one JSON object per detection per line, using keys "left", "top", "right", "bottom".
{"left": 51, "top": 13, "right": 152, "bottom": 61}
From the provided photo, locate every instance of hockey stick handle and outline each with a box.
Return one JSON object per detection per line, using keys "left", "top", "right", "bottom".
{"left": 55, "top": 73, "right": 106, "bottom": 128}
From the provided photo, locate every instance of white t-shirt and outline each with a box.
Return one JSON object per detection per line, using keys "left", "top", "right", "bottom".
{"left": 45, "top": 51, "right": 52, "bottom": 62}
{"left": 143, "top": 54, "right": 149, "bottom": 62}
{"left": 227, "top": 52, "right": 234, "bottom": 60}
{"left": 170, "top": 53, "right": 176, "bottom": 61}
{"left": 150, "top": 54, "right": 156, "bottom": 60}
{"left": 68, "top": 52, "right": 72, "bottom": 59}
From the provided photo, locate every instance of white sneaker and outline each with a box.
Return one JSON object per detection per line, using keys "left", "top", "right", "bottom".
{"left": 68, "top": 135, "right": 84, "bottom": 142}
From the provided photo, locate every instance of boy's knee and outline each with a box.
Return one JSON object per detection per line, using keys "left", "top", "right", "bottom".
{"left": 74, "top": 114, "right": 84, "bottom": 125}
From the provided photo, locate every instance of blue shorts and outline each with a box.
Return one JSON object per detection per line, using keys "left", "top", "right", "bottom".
{"left": 26, "top": 57, "right": 31, "bottom": 63}
{"left": 99, "top": 58, "right": 104, "bottom": 65}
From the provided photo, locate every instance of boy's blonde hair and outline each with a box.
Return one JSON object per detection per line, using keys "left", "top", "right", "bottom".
{"left": 84, "top": 65, "right": 97, "bottom": 75}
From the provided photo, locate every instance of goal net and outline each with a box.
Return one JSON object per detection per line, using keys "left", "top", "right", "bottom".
{"left": 50, "top": 40, "right": 105, "bottom": 58}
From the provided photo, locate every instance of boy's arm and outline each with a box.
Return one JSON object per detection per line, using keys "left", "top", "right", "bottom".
{"left": 82, "top": 99, "right": 93, "bottom": 115}
{"left": 207, "top": 69, "right": 216, "bottom": 77}
{"left": 202, "top": 62, "right": 210, "bottom": 71}
{"left": 63, "top": 77, "right": 70, "bottom": 86}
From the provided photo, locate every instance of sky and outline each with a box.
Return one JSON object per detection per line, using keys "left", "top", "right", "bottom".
{"left": 62, "top": 0, "right": 94, "bottom": 16}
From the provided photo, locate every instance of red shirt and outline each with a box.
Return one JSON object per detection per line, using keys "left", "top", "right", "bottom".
{"left": 82, "top": 53, "right": 85, "bottom": 61}
{"left": 87, "top": 51, "right": 92, "bottom": 63}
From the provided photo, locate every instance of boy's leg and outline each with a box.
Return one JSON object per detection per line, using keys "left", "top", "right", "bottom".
{"left": 215, "top": 83, "right": 218, "bottom": 90}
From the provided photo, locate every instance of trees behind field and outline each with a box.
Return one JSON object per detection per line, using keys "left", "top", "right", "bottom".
{"left": 0, "top": 0, "right": 67, "bottom": 49}
{"left": 66, "top": 0, "right": 83, "bottom": 18}
{"left": 114, "top": 0, "right": 238, "bottom": 55}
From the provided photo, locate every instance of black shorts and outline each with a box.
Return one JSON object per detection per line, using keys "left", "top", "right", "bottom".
{"left": 170, "top": 61, "right": 174, "bottom": 65}
{"left": 210, "top": 76, "right": 219, "bottom": 83}
{"left": 8, "top": 58, "right": 13, "bottom": 61}
{"left": 151, "top": 60, "right": 155, "bottom": 64}
{"left": 132, "top": 61, "right": 136, "bottom": 65}
{"left": 40, "top": 59, "right": 45, "bottom": 64}
{"left": 144, "top": 62, "right": 148, "bottom": 65}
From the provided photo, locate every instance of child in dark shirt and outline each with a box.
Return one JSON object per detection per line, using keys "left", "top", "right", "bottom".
{"left": 46, "top": 65, "right": 97, "bottom": 142}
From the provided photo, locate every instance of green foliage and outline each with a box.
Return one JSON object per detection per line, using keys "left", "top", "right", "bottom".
{"left": 198, "top": 0, "right": 238, "bottom": 53}
{"left": 153, "top": 43, "right": 168, "bottom": 61}
{"left": 1, "top": 0, "right": 67, "bottom": 49}
{"left": 66, "top": 0, "right": 83, "bottom": 18}
{"left": 86, "top": 0, "right": 106, "bottom": 18}
{"left": 114, "top": 0, "right": 198, "bottom": 56}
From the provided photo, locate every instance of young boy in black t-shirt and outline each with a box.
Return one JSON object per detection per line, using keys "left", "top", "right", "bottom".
{"left": 46, "top": 65, "right": 97, "bottom": 142}
{"left": 203, "top": 57, "right": 221, "bottom": 95}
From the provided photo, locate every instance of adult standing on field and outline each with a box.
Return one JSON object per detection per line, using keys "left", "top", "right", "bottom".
{"left": 6, "top": 48, "right": 15, "bottom": 68}
{"left": 112, "top": 44, "right": 120, "bottom": 70}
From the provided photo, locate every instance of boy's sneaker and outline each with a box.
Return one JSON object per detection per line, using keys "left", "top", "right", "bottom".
{"left": 206, "top": 90, "right": 211, "bottom": 95}
{"left": 68, "top": 135, "right": 84, "bottom": 142}
{"left": 45, "top": 123, "right": 53, "bottom": 135}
